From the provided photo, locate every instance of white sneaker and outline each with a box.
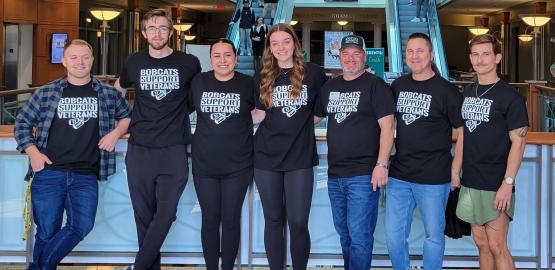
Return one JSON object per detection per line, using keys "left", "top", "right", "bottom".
{"left": 410, "top": 17, "right": 421, "bottom": 22}
{"left": 123, "top": 265, "right": 134, "bottom": 270}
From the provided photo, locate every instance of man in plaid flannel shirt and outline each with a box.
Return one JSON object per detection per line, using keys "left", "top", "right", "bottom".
{"left": 14, "top": 39, "right": 131, "bottom": 270}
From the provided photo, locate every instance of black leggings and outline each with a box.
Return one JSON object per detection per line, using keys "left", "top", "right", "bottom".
{"left": 254, "top": 168, "right": 314, "bottom": 270}
{"left": 193, "top": 168, "right": 253, "bottom": 270}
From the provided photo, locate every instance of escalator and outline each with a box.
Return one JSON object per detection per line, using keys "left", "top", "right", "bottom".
{"left": 386, "top": 0, "right": 449, "bottom": 78}
{"left": 226, "top": 0, "right": 295, "bottom": 76}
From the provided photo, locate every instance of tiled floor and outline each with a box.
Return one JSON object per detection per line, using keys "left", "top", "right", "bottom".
{"left": 0, "top": 265, "right": 477, "bottom": 270}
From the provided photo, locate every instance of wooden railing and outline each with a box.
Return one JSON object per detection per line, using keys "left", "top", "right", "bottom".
{"left": 0, "top": 82, "right": 134, "bottom": 125}
{"left": 451, "top": 81, "right": 555, "bottom": 132}
{"left": 2, "top": 80, "right": 555, "bottom": 131}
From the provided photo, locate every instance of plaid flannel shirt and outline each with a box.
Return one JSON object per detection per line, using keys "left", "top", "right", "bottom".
{"left": 14, "top": 76, "right": 132, "bottom": 181}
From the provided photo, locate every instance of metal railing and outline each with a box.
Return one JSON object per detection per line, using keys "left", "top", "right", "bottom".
{"left": 426, "top": 0, "right": 449, "bottom": 79}
{"left": 385, "top": 0, "right": 403, "bottom": 74}
{"left": 0, "top": 88, "right": 38, "bottom": 125}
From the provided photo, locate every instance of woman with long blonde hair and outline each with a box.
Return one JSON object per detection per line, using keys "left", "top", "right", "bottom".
{"left": 251, "top": 23, "right": 327, "bottom": 270}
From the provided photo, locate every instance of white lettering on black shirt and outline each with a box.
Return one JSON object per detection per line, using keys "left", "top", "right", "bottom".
{"left": 57, "top": 97, "right": 98, "bottom": 129}
{"left": 200, "top": 92, "right": 241, "bottom": 124}
{"left": 462, "top": 97, "right": 493, "bottom": 132}
{"left": 327, "top": 91, "right": 361, "bottom": 123}
{"left": 397, "top": 91, "right": 432, "bottom": 125}
{"left": 272, "top": 85, "right": 308, "bottom": 117}
{"left": 139, "top": 68, "right": 180, "bottom": 100}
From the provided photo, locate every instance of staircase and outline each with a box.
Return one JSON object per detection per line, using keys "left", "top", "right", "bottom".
{"left": 386, "top": 0, "right": 449, "bottom": 78}
{"left": 235, "top": 1, "right": 273, "bottom": 76}
{"left": 227, "top": 0, "right": 295, "bottom": 76}
{"left": 397, "top": 0, "right": 431, "bottom": 73}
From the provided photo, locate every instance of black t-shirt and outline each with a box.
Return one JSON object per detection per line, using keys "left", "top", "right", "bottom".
{"left": 461, "top": 80, "right": 529, "bottom": 191}
{"left": 119, "top": 50, "right": 201, "bottom": 147}
{"left": 390, "top": 74, "right": 463, "bottom": 184}
{"left": 315, "top": 72, "right": 395, "bottom": 178}
{"left": 190, "top": 71, "right": 254, "bottom": 177}
{"left": 45, "top": 81, "right": 100, "bottom": 174}
{"left": 253, "top": 62, "right": 327, "bottom": 171}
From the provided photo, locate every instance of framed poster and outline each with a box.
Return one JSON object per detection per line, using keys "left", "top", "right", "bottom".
{"left": 324, "top": 31, "right": 352, "bottom": 69}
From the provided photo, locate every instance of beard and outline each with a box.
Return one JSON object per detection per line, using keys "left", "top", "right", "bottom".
{"left": 148, "top": 38, "right": 169, "bottom": 50}
{"left": 342, "top": 64, "right": 365, "bottom": 76}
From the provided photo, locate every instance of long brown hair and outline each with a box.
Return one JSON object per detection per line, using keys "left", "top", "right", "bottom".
{"left": 259, "top": 23, "right": 305, "bottom": 108}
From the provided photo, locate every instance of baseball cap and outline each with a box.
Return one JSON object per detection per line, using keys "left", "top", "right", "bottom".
{"left": 340, "top": 34, "right": 366, "bottom": 51}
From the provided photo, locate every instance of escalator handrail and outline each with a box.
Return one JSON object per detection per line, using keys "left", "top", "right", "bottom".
{"left": 226, "top": 1, "right": 243, "bottom": 49}
{"left": 426, "top": 0, "right": 449, "bottom": 79}
{"left": 273, "top": 0, "right": 294, "bottom": 25}
{"left": 385, "top": 0, "right": 404, "bottom": 73}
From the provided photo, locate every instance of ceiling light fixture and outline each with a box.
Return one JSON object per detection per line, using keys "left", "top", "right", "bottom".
{"left": 468, "top": 26, "right": 489, "bottom": 35}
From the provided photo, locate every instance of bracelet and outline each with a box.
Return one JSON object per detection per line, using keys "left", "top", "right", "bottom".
{"left": 375, "top": 162, "right": 389, "bottom": 170}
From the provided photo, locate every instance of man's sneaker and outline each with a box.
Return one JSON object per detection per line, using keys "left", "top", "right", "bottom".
{"left": 420, "top": 17, "right": 427, "bottom": 22}
{"left": 410, "top": 17, "right": 421, "bottom": 22}
{"left": 408, "top": 0, "right": 414, "bottom": 5}
{"left": 123, "top": 265, "right": 134, "bottom": 270}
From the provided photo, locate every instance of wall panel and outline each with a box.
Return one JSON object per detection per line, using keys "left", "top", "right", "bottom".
{"left": 3, "top": 0, "right": 37, "bottom": 24}
{"left": 38, "top": 0, "right": 78, "bottom": 25}
{"left": 0, "top": 0, "right": 4, "bottom": 21}
{"left": 34, "top": 25, "right": 78, "bottom": 84}
{"left": 0, "top": 22, "right": 3, "bottom": 88}
{"left": 34, "top": 56, "right": 67, "bottom": 85}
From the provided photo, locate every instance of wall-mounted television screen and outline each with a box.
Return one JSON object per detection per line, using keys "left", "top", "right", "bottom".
{"left": 51, "top": 33, "right": 68, "bottom": 64}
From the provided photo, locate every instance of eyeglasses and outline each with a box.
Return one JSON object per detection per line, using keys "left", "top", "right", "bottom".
{"left": 145, "top": 26, "right": 171, "bottom": 34}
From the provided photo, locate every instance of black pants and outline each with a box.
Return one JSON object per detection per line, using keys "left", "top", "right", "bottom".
{"left": 126, "top": 143, "right": 189, "bottom": 270}
{"left": 253, "top": 168, "right": 314, "bottom": 270}
{"left": 193, "top": 167, "right": 253, "bottom": 270}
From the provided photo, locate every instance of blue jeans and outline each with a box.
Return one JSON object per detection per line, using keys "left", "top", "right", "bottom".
{"left": 239, "top": 28, "right": 252, "bottom": 55}
{"left": 328, "top": 175, "right": 379, "bottom": 270}
{"left": 28, "top": 168, "right": 98, "bottom": 270}
{"left": 385, "top": 177, "right": 450, "bottom": 270}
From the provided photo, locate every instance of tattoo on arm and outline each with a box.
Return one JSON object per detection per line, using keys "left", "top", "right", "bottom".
{"left": 512, "top": 126, "right": 529, "bottom": 138}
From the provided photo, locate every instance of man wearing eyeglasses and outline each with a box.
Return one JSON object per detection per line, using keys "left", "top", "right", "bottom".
{"left": 115, "top": 8, "right": 201, "bottom": 270}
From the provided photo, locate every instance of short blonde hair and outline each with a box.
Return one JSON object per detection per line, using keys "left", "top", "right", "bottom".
{"left": 63, "top": 39, "right": 93, "bottom": 56}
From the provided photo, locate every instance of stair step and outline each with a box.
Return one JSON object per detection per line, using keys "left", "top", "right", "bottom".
{"left": 236, "top": 69, "right": 255, "bottom": 76}
{"left": 237, "top": 62, "right": 254, "bottom": 69}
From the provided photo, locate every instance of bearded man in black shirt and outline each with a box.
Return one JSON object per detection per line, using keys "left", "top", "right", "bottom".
{"left": 115, "top": 8, "right": 201, "bottom": 270}
{"left": 315, "top": 34, "right": 395, "bottom": 269}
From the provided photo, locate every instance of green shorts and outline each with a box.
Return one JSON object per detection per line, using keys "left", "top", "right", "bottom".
{"left": 456, "top": 185, "right": 515, "bottom": 226}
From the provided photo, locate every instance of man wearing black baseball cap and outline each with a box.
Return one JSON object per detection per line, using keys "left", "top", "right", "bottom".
{"left": 315, "top": 34, "right": 395, "bottom": 269}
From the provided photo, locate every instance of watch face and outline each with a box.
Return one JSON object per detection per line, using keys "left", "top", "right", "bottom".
{"left": 505, "top": 177, "right": 514, "bottom": 185}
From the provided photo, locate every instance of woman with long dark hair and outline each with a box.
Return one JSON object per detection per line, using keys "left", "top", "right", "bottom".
{"left": 252, "top": 23, "right": 327, "bottom": 270}
{"left": 190, "top": 39, "right": 254, "bottom": 270}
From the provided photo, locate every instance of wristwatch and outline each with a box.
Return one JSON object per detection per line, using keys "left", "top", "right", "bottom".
{"left": 504, "top": 176, "right": 514, "bottom": 185}
{"left": 375, "top": 162, "right": 389, "bottom": 170}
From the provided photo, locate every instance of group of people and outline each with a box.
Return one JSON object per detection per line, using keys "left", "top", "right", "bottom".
{"left": 14, "top": 7, "right": 527, "bottom": 270}
{"left": 229, "top": 0, "right": 270, "bottom": 72}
